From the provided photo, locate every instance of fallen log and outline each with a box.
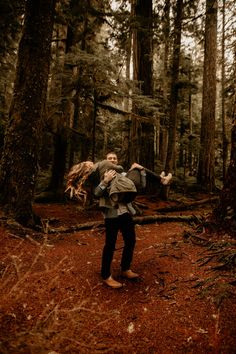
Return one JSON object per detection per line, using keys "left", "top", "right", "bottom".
{"left": 134, "top": 214, "right": 201, "bottom": 224}
{"left": 43, "top": 220, "right": 105, "bottom": 234}
{"left": 186, "top": 196, "right": 219, "bottom": 205}
{"left": 155, "top": 196, "right": 219, "bottom": 212}
{"left": 46, "top": 213, "right": 202, "bottom": 234}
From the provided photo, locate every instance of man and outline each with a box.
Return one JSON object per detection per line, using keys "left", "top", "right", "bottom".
{"left": 94, "top": 152, "right": 146, "bottom": 289}
{"left": 94, "top": 152, "right": 172, "bottom": 289}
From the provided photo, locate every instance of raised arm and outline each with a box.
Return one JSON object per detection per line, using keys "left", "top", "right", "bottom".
{"left": 94, "top": 169, "right": 117, "bottom": 197}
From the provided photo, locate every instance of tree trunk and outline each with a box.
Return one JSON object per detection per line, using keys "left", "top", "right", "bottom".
{"left": 165, "top": 0, "right": 184, "bottom": 173}
{"left": 131, "top": 0, "right": 154, "bottom": 171}
{"left": 213, "top": 122, "right": 236, "bottom": 235}
{"left": 48, "top": 126, "right": 68, "bottom": 199}
{"left": 47, "top": 24, "right": 69, "bottom": 200}
{"left": 197, "top": 0, "right": 218, "bottom": 192}
{"left": 130, "top": 1, "right": 141, "bottom": 163}
{"left": 0, "top": 0, "right": 56, "bottom": 226}
{"left": 221, "top": 0, "right": 229, "bottom": 182}
{"left": 159, "top": 0, "right": 170, "bottom": 169}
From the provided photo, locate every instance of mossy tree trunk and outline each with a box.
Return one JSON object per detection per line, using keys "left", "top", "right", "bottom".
{"left": 0, "top": 0, "right": 56, "bottom": 226}
{"left": 197, "top": 0, "right": 218, "bottom": 192}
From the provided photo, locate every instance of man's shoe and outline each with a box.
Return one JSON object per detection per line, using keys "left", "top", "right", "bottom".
{"left": 103, "top": 276, "right": 123, "bottom": 289}
{"left": 121, "top": 270, "right": 139, "bottom": 279}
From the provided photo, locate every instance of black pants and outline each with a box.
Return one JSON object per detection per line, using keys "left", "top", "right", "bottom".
{"left": 101, "top": 212, "right": 136, "bottom": 280}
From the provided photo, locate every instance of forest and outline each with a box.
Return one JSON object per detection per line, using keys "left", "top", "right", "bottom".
{"left": 0, "top": 0, "right": 236, "bottom": 353}
{"left": 0, "top": 0, "right": 235, "bottom": 229}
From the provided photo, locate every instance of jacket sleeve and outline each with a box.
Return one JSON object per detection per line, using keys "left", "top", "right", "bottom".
{"left": 94, "top": 181, "right": 109, "bottom": 198}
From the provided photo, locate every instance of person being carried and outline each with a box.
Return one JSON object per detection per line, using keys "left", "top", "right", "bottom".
{"left": 65, "top": 157, "right": 172, "bottom": 205}
{"left": 65, "top": 158, "right": 145, "bottom": 205}
{"left": 65, "top": 153, "right": 172, "bottom": 289}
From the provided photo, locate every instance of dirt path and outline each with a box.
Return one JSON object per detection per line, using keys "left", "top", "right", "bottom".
{"left": 0, "top": 201, "right": 235, "bottom": 353}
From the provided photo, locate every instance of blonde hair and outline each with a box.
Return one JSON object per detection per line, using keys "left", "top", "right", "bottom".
{"left": 65, "top": 161, "right": 94, "bottom": 202}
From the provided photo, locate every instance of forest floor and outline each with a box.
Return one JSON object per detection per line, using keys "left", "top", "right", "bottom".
{"left": 0, "top": 190, "right": 235, "bottom": 354}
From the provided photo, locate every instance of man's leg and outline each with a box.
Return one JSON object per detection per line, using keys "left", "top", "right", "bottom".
{"left": 101, "top": 218, "right": 119, "bottom": 280}
{"left": 119, "top": 213, "right": 136, "bottom": 272}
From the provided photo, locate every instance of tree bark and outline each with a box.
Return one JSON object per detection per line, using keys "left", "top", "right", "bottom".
{"left": 221, "top": 0, "right": 229, "bottom": 182}
{"left": 165, "top": 0, "right": 184, "bottom": 173}
{"left": 0, "top": 0, "right": 56, "bottom": 226}
{"left": 47, "top": 24, "right": 68, "bottom": 200}
{"left": 197, "top": 0, "right": 218, "bottom": 192}
{"left": 213, "top": 122, "right": 236, "bottom": 234}
{"left": 131, "top": 0, "right": 155, "bottom": 172}
{"left": 159, "top": 0, "right": 170, "bottom": 168}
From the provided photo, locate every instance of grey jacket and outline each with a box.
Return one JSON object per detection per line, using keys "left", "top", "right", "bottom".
{"left": 94, "top": 168, "right": 146, "bottom": 218}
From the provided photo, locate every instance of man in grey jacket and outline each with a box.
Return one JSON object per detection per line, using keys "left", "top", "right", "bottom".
{"left": 94, "top": 152, "right": 147, "bottom": 289}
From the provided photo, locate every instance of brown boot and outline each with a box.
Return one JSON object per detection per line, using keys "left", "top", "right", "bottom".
{"left": 103, "top": 276, "right": 123, "bottom": 289}
{"left": 121, "top": 270, "right": 139, "bottom": 279}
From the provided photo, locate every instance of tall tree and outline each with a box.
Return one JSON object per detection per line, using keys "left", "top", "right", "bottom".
{"left": 0, "top": 0, "right": 56, "bottom": 226}
{"left": 165, "top": 0, "right": 184, "bottom": 173}
{"left": 131, "top": 0, "right": 155, "bottom": 170}
{"left": 46, "top": 22, "right": 69, "bottom": 200}
{"left": 159, "top": 0, "right": 171, "bottom": 168}
{"left": 220, "top": 0, "right": 228, "bottom": 181}
{"left": 197, "top": 0, "right": 218, "bottom": 191}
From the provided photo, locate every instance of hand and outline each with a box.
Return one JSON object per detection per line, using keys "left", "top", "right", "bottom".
{"left": 103, "top": 169, "right": 117, "bottom": 184}
{"left": 129, "top": 163, "right": 144, "bottom": 171}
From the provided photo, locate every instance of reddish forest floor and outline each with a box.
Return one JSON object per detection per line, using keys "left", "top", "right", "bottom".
{"left": 0, "top": 192, "right": 235, "bottom": 354}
